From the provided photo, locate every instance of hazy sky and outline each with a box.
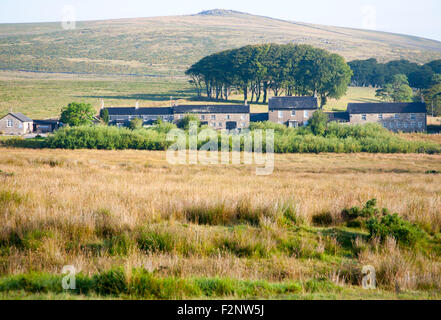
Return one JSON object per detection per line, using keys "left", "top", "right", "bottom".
{"left": 1, "top": 0, "right": 440, "bottom": 41}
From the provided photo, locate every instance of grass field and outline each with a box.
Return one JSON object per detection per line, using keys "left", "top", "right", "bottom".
{"left": 0, "top": 148, "right": 440, "bottom": 299}
{"left": 0, "top": 71, "right": 381, "bottom": 119}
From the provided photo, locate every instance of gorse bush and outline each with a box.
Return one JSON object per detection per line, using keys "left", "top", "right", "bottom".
{"left": 367, "top": 214, "right": 426, "bottom": 247}
{"left": 342, "top": 199, "right": 427, "bottom": 247}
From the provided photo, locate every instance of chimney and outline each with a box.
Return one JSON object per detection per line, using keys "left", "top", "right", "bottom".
{"left": 100, "top": 99, "right": 104, "bottom": 110}
{"left": 135, "top": 101, "right": 139, "bottom": 109}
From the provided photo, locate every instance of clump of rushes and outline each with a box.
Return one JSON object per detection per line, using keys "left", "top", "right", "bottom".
{"left": 183, "top": 199, "right": 271, "bottom": 226}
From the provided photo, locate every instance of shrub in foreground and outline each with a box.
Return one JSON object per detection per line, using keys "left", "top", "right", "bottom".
{"left": 367, "top": 214, "right": 426, "bottom": 247}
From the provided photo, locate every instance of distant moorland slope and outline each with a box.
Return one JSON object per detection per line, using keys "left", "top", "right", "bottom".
{"left": 1, "top": 9, "right": 441, "bottom": 77}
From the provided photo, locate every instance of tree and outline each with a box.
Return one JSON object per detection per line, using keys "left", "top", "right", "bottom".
{"left": 100, "top": 108, "right": 109, "bottom": 125}
{"left": 423, "top": 76, "right": 441, "bottom": 117}
{"left": 425, "top": 59, "right": 441, "bottom": 74}
{"left": 308, "top": 110, "right": 328, "bottom": 135}
{"left": 375, "top": 74, "right": 414, "bottom": 102}
{"left": 315, "top": 53, "right": 353, "bottom": 107}
{"left": 186, "top": 44, "right": 351, "bottom": 105}
{"left": 176, "top": 114, "right": 200, "bottom": 130}
{"left": 129, "top": 118, "right": 143, "bottom": 130}
{"left": 408, "top": 68, "right": 434, "bottom": 91}
{"left": 60, "top": 102, "right": 96, "bottom": 126}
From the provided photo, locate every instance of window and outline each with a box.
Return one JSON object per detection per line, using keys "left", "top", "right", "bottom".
{"left": 362, "top": 114, "right": 367, "bottom": 121}
{"left": 389, "top": 122, "right": 394, "bottom": 129}
{"left": 19, "top": 122, "right": 23, "bottom": 129}
{"left": 226, "top": 115, "right": 230, "bottom": 120}
{"left": 304, "top": 111, "right": 309, "bottom": 118}
{"left": 304, "top": 120, "right": 309, "bottom": 126}
{"left": 418, "top": 122, "right": 423, "bottom": 128}
{"left": 378, "top": 114, "right": 383, "bottom": 120}
{"left": 211, "top": 115, "right": 216, "bottom": 120}
{"left": 411, "top": 122, "right": 416, "bottom": 128}
{"left": 397, "top": 122, "right": 401, "bottom": 129}
{"left": 291, "top": 110, "right": 296, "bottom": 117}
{"left": 278, "top": 111, "right": 283, "bottom": 118}
{"left": 218, "top": 122, "right": 223, "bottom": 127}
{"left": 410, "top": 114, "right": 416, "bottom": 120}
{"left": 404, "top": 122, "right": 408, "bottom": 129}
{"left": 7, "top": 119, "right": 12, "bottom": 127}
{"left": 211, "top": 122, "right": 216, "bottom": 127}
{"left": 241, "top": 115, "right": 246, "bottom": 120}
{"left": 241, "top": 122, "right": 246, "bottom": 127}
{"left": 383, "top": 123, "right": 387, "bottom": 128}
{"left": 201, "top": 115, "right": 205, "bottom": 120}
{"left": 394, "top": 114, "right": 400, "bottom": 119}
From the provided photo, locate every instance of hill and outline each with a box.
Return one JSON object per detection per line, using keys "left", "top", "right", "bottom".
{"left": 1, "top": 9, "right": 441, "bottom": 77}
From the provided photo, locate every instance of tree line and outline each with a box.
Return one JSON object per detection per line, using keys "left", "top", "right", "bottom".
{"left": 185, "top": 44, "right": 353, "bottom": 107}
{"left": 348, "top": 58, "right": 441, "bottom": 90}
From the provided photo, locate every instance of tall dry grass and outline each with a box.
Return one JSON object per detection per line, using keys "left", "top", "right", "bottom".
{"left": 0, "top": 148, "right": 440, "bottom": 294}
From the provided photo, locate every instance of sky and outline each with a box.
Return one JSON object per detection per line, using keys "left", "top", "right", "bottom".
{"left": 0, "top": 0, "right": 440, "bottom": 41}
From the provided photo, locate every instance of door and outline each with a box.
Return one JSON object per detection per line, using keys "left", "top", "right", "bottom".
{"left": 226, "top": 121, "right": 237, "bottom": 130}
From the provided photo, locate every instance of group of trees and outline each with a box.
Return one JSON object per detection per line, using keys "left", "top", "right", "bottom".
{"left": 186, "top": 44, "right": 353, "bottom": 107}
{"left": 350, "top": 58, "right": 441, "bottom": 114}
{"left": 375, "top": 74, "right": 414, "bottom": 102}
{"left": 349, "top": 58, "right": 441, "bottom": 90}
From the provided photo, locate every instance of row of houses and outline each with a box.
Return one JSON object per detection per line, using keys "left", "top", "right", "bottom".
{"left": 264, "top": 97, "right": 427, "bottom": 132}
{"left": 105, "top": 97, "right": 427, "bottom": 133}
{"left": 106, "top": 104, "right": 251, "bottom": 130}
{"left": 0, "top": 97, "right": 428, "bottom": 135}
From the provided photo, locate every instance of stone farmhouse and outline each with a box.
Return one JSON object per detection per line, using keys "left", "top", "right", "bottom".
{"left": 0, "top": 112, "right": 33, "bottom": 135}
{"left": 268, "top": 96, "right": 318, "bottom": 127}
{"left": 327, "top": 102, "right": 427, "bottom": 133}
{"left": 173, "top": 105, "right": 250, "bottom": 130}
{"left": 106, "top": 107, "right": 174, "bottom": 127}
{"left": 105, "top": 104, "right": 250, "bottom": 130}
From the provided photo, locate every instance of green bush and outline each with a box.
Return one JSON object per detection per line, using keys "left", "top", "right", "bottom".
{"left": 342, "top": 199, "right": 379, "bottom": 222}
{"left": 12, "top": 121, "right": 441, "bottom": 154}
{"left": 366, "top": 213, "right": 426, "bottom": 247}
{"left": 45, "top": 125, "right": 170, "bottom": 150}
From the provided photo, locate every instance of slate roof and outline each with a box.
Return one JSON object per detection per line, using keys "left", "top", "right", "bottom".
{"left": 269, "top": 96, "right": 318, "bottom": 110}
{"left": 173, "top": 105, "right": 250, "bottom": 114}
{"left": 104, "top": 107, "right": 173, "bottom": 116}
{"left": 347, "top": 103, "right": 427, "bottom": 114}
{"left": 326, "top": 112, "right": 350, "bottom": 123}
{"left": 1, "top": 112, "right": 33, "bottom": 122}
{"left": 33, "top": 119, "right": 60, "bottom": 125}
{"left": 250, "top": 113, "right": 269, "bottom": 122}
